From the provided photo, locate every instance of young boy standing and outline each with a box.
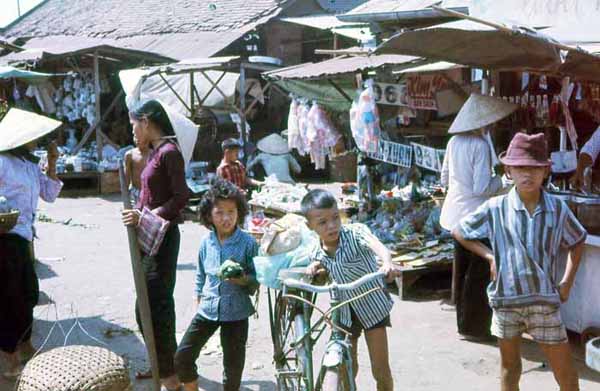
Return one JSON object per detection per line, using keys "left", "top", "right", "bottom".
{"left": 454, "top": 133, "right": 586, "bottom": 391}
{"left": 216, "top": 138, "right": 261, "bottom": 194}
{"left": 124, "top": 136, "right": 150, "bottom": 205}
{"left": 302, "top": 189, "right": 399, "bottom": 391}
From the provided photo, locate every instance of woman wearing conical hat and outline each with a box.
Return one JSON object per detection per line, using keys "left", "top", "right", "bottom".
{"left": 440, "top": 93, "right": 517, "bottom": 341}
{"left": 0, "top": 109, "right": 63, "bottom": 379}
{"left": 247, "top": 133, "right": 301, "bottom": 184}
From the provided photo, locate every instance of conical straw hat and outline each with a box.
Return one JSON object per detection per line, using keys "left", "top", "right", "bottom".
{"left": 0, "top": 108, "right": 62, "bottom": 152}
{"left": 257, "top": 133, "right": 289, "bottom": 155}
{"left": 448, "top": 93, "right": 518, "bottom": 134}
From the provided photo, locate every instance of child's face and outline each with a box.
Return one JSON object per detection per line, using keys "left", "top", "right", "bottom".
{"left": 506, "top": 165, "right": 550, "bottom": 194}
{"left": 223, "top": 148, "right": 239, "bottom": 163}
{"left": 211, "top": 199, "right": 238, "bottom": 236}
{"left": 306, "top": 205, "right": 342, "bottom": 245}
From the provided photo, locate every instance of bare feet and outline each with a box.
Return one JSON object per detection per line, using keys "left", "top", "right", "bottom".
{"left": 161, "top": 374, "right": 181, "bottom": 390}
{"left": 182, "top": 380, "right": 198, "bottom": 391}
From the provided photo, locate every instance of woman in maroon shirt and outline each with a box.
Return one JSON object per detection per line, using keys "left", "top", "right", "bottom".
{"left": 122, "top": 100, "right": 189, "bottom": 391}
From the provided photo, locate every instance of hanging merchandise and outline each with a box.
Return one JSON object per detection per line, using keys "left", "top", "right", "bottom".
{"left": 297, "top": 100, "right": 311, "bottom": 155}
{"left": 54, "top": 72, "right": 98, "bottom": 126}
{"left": 287, "top": 98, "right": 302, "bottom": 152}
{"left": 306, "top": 102, "right": 341, "bottom": 170}
{"left": 350, "top": 80, "right": 381, "bottom": 153}
{"left": 560, "top": 78, "right": 578, "bottom": 150}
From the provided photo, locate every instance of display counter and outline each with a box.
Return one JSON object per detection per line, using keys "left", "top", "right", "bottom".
{"left": 560, "top": 234, "right": 600, "bottom": 333}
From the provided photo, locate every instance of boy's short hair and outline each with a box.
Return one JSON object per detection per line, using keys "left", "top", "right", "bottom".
{"left": 301, "top": 189, "right": 338, "bottom": 216}
{"left": 198, "top": 177, "right": 248, "bottom": 229}
{"left": 221, "top": 138, "right": 242, "bottom": 151}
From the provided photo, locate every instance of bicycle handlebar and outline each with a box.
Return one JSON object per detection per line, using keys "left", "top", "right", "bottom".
{"left": 283, "top": 270, "right": 386, "bottom": 294}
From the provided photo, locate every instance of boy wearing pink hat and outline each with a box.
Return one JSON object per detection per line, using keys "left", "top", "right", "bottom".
{"left": 453, "top": 132, "right": 586, "bottom": 391}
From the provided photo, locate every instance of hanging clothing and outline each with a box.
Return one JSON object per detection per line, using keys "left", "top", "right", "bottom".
{"left": 287, "top": 99, "right": 302, "bottom": 152}
{"left": 350, "top": 84, "right": 381, "bottom": 153}
{"left": 306, "top": 103, "right": 341, "bottom": 170}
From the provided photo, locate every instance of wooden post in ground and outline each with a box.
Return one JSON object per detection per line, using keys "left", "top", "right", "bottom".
{"left": 94, "top": 51, "right": 103, "bottom": 162}
{"left": 118, "top": 160, "right": 160, "bottom": 391}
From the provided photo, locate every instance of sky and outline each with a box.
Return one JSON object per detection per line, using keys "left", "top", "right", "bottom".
{"left": 0, "top": 0, "right": 44, "bottom": 29}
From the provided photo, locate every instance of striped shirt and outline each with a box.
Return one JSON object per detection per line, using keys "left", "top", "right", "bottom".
{"left": 312, "top": 224, "right": 393, "bottom": 329}
{"left": 458, "top": 188, "right": 587, "bottom": 308}
{"left": 217, "top": 160, "right": 247, "bottom": 190}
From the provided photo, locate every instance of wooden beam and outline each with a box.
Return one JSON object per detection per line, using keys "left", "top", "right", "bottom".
{"left": 118, "top": 161, "right": 161, "bottom": 391}
{"left": 190, "top": 72, "right": 195, "bottom": 116}
{"left": 158, "top": 73, "right": 192, "bottom": 114}
{"left": 244, "top": 82, "right": 272, "bottom": 117}
{"left": 94, "top": 51, "right": 103, "bottom": 161}
{"left": 71, "top": 90, "right": 124, "bottom": 155}
{"left": 327, "top": 78, "right": 353, "bottom": 102}
{"left": 198, "top": 71, "right": 230, "bottom": 102}
{"left": 198, "top": 71, "right": 227, "bottom": 106}
{"left": 239, "top": 64, "right": 248, "bottom": 164}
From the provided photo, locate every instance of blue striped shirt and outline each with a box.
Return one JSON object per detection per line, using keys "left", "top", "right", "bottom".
{"left": 312, "top": 224, "right": 393, "bottom": 329}
{"left": 195, "top": 228, "right": 258, "bottom": 321}
{"left": 458, "top": 188, "right": 587, "bottom": 308}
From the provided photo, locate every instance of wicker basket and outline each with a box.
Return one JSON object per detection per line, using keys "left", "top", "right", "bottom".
{"left": 0, "top": 210, "right": 19, "bottom": 232}
{"left": 16, "top": 345, "right": 130, "bottom": 391}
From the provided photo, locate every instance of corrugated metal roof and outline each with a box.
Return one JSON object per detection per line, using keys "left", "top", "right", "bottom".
{"left": 281, "top": 15, "right": 373, "bottom": 42}
{"left": 395, "top": 61, "right": 464, "bottom": 73}
{"left": 343, "top": 0, "right": 468, "bottom": 16}
{"left": 263, "top": 54, "right": 421, "bottom": 80}
{"left": 317, "top": 0, "right": 369, "bottom": 14}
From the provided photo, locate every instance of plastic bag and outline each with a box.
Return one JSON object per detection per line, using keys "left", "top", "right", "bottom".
{"left": 253, "top": 221, "right": 319, "bottom": 289}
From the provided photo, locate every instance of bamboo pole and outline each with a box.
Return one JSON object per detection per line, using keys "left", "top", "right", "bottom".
{"left": 118, "top": 160, "right": 161, "bottom": 391}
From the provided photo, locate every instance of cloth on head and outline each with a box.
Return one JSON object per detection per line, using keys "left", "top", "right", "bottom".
{"left": 154, "top": 99, "right": 199, "bottom": 168}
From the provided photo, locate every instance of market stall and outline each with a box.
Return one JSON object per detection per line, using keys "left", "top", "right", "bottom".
{"left": 0, "top": 38, "right": 172, "bottom": 195}
{"left": 376, "top": 5, "right": 600, "bottom": 331}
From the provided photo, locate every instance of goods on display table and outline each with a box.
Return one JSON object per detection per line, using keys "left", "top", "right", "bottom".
{"left": 249, "top": 177, "right": 309, "bottom": 216}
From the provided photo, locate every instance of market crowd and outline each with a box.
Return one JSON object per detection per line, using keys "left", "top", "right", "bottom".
{"left": 0, "top": 96, "right": 587, "bottom": 391}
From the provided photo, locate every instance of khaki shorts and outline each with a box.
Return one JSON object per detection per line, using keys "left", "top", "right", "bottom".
{"left": 491, "top": 304, "right": 567, "bottom": 345}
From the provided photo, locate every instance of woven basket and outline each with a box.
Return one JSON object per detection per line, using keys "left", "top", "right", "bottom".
{"left": 17, "top": 345, "right": 130, "bottom": 391}
{"left": 0, "top": 210, "right": 19, "bottom": 232}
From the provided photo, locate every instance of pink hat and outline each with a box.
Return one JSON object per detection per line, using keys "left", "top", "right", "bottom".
{"left": 499, "top": 132, "right": 551, "bottom": 167}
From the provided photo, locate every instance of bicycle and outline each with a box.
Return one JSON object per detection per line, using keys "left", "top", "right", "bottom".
{"left": 268, "top": 268, "right": 386, "bottom": 391}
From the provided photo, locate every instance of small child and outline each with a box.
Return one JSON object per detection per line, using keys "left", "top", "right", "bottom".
{"left": 124, "top": 136, "right": 150, "bottom": 205}
{"left": 453, "top": 133, "right": 586, "bottom": 391}
{"left": 174, "top": 178, "right": 258, "bottom": 391}
{"left": 302, "top": 189, "right": 399, "bottom": 391}
{"left": 216, "top": 138, "right": 261, "bottom": 194}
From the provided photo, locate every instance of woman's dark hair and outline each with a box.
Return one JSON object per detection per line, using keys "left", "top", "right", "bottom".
{"left": 198, "top": 178, "right": 248, "bottom": 229}
{"left": 130, "top": 100, "right": 175, "bottom": 136}
{"left": 301, "top": 189, "right": 337, "bottom": 216}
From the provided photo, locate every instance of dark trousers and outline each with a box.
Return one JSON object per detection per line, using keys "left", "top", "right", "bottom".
{"left": 135, "top": 225, "right": 180, "bottom": 378}
{"left": 175, "top": 314, "right": 249, "bottom": 390}
{"left": 454, "top": 239, "right": 493, "bottom": 338}
{"left": 0, "top": 234, "right": 39, "bottom": 353}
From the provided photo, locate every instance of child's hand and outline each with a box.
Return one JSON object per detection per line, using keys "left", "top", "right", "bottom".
{"left": 379, "top": 264, "right": 401, "bottom": 283}
{"left": 306, "top": 261, "right": 325, "bottom": 277}
{"left": 559, "top": 281, "right": 572, "bottom": 302}
{"left": 485, "top": 254, "right": 497, "bottom": 281}
{"left": 225, "top": 274, "right": 248, "bottom": 286}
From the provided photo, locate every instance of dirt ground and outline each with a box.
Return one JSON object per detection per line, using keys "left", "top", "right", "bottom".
{"left": 1, "top": 193, "right": 600, "bottom": 391}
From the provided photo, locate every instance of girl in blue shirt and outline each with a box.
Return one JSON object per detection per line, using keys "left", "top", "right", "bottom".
{"left": 175, "top": 178, "right": 258, "bottom": 391}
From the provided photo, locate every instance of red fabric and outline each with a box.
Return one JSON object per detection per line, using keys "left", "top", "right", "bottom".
{"left": 217, "top": 160, "right": 247, "bottom": 189}
{"left": 137, "top": 142, "right": 189, "bottom": 222}
{"left": 500, "top": 132, "right": 551, "bottom": 167}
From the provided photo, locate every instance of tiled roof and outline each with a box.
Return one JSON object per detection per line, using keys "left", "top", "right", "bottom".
{"left": 316, "top": 0, "right": 369, "bottom": 13}
{"left": 3, "top": 0, "right": 290, "bottom": 39}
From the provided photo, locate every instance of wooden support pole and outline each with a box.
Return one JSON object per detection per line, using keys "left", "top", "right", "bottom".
{"left": 158, "top": 73, "right": 192, "bottom": 113}
{"left": 190, "top": 72, "right": 195, "bottom": 117}
{"left": 118, "top": 161, "right": 161, "bottom": 391}
{"left": 198, "top": 71, "right": 227, "bottom": 105}
{"left": 239, "top": 64, "right": 248, "bottom": 163}
{"left": 94, "top": 51, "right": 103, "bottom": 161}
{"left": 244, "top": 82, "right": 271, "bottom": 117}
{"left": 327, "top": 78, "right": 353, "bottom": 103}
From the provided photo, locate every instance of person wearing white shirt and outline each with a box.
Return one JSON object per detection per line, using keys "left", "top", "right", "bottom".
{"left": 440, "top": 94, "right": 517, "bottom": 341}
{"left": 0, "top": 109, "right": 63, "bottom": 379}
{"left": 572, "top": 125, "right": 600, "bottom": 189}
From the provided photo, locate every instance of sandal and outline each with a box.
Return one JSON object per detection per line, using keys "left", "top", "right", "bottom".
{"left": 135, "top": 369, "right": 153, "bottom": 379}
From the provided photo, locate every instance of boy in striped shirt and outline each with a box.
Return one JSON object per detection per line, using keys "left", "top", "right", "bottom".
{"left": 302, "top": 189, "right": 399, "bottom": 391}
{"left": 454, "top": 133, "right": 586, "bottom": 391}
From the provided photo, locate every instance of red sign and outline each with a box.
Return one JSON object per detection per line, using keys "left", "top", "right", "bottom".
{"left": 406, "top": 75, "right": 448, "bottom": 110}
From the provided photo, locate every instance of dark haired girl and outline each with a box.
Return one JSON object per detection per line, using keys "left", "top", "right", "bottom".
{"left": 121, "top": 100, "right": 190, "bottom": 390}
{"left": 174, "top": 178, "right": 258, "bottom": 391}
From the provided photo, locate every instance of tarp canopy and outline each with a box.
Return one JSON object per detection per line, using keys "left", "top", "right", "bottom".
{"left": 281, "top": 15, "right": 374, "bottom": 42}
{"left": 376, "top": 20, "right": 563, "bottom": 72}
{"left": 0, "top": 65, "right": 57, "bottom": 80}
{"left": 263, "top": 54, "right": 422, "bottom": 81}
{"left": 274, "top": 79, "right": 357, "bottom": 112}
